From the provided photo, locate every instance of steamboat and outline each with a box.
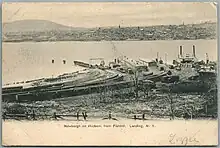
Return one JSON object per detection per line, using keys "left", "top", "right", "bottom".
{"left": 2, "top": 45, "right": 217, "bottom": 102}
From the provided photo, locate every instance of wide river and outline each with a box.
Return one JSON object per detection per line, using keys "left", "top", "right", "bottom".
{"left": 2, "top": 40, "right": 217, "bottom": 84}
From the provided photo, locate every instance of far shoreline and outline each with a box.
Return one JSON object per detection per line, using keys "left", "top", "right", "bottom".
{"left": 2, "top": 39, "right": 217, "bottom": 44}
{"left": 3, "top": 22, "right": 217, "bottom": 43}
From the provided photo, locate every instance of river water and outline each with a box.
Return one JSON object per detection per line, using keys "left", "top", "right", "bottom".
{"left": 2, "top": 40, "right": 217, "bottom": 84}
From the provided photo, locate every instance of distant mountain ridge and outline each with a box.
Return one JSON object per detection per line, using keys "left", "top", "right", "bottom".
{"left": 2, "top": 20, "right": 86, "bottom": 33}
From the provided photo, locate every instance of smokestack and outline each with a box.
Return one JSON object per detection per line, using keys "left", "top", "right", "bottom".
{"left": 192, "top": 45, "right": 196, "bottom": 57}
{"left": 179, "top": 46, "right": 183, "bottom": 57}
{"left": 206, "top": 53, "right": 209, "bottom": 64}
{"left": 156, "top": 52, "right": 159, "bottom": 63}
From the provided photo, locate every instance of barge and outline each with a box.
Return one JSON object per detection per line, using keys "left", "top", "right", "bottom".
{"left": 2, "top": 79, "right": 155, "bottom": 102}
{"left": 2, "top": 44, "right": 217, "bottom": 102}
{"left": 74, "top": 60, "right": 91, "bottom": 68}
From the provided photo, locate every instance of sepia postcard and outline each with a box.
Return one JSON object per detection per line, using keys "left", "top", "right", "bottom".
{"left": 1, "top": 2, "right": 218, "bottom": 146}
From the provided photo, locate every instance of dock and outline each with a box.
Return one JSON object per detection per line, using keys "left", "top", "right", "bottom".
{"left": 2, "top": 45, "right": 217, "bottom": 102}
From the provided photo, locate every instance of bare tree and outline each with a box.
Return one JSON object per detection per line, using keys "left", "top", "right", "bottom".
{"left": 133, "top": 70, "right": 139, "bottom": 99}
{"left": 169, "top": 94, "right": 175, "bottom": 120}
{"left": 164, "top": 90, "right": 175, "bottom": 120}
{"left": 128, "top": 69, "right": 140, "bottom": 100}
{"left": 201, "top": 88, "right": 217, "bottom": 117}
{"left": 98, "top": 85, "right": 105, "bottom": 103}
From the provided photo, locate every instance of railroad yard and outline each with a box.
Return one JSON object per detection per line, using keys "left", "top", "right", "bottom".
{"left": 2, "top": 47, "right": 218, "bottom": 120}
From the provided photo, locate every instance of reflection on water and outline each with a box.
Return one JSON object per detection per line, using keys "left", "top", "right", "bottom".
{"left": 2, "top": 40, "right": 217, "bottom": 84}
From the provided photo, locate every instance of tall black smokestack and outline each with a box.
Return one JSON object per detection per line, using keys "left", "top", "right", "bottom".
{"left": 193, "top": 45, "right": 196, "bottom": 57}
{"left": 179, "top": 46, "right": 183, "bottom": 57}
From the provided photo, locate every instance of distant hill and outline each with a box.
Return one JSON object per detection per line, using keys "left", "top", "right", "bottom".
{"left": 2, "top": 20, "right": 85, "bottom": 33}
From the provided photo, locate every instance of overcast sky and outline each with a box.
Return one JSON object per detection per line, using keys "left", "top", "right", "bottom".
{"left": 2, "top": 2, "right": 217, "bottom": 27}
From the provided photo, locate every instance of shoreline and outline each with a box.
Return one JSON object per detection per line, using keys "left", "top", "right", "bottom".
{"left": 2, "top": 38, "right": 217, "bottom": 43}
{"left": 3, "top": 22, "right": 217, "bottom": 43}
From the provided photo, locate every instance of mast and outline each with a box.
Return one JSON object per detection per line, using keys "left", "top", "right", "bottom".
{"left": 179, "top": 45, "right": 183, "bottom": 57}
{"left": 206, "top": 53, "right": 209, "bottom": 64}
{"left": 165, "top": 53, "right": 167, "bottom": 64}
{"left": 192, "top": 45, "right": 196, "bottom": 57}
{"left": 110, "top": 42, "right": 116, "bottom": 58}
{"left": 110, "top": 41, "right": 122, "bottom": 63}
{"left": 156, "top": 52, "right": 159, "bottom": 62}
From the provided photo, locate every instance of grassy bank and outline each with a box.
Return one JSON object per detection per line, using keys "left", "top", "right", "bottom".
{"left": 3, "top": 22, "right": 217, "bottom": 42}
{"left": 2, "top": 89, "right": 217, "bottom": 120}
